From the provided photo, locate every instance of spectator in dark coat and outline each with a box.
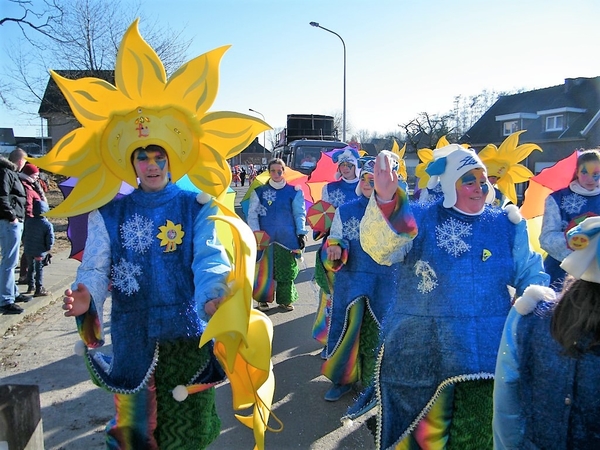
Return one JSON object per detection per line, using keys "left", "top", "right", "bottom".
{"left": 23, "top": 199, "right": 54, "bottom": 297}
{"left": 0, "top": 150, "right": 29, "bottom": 314}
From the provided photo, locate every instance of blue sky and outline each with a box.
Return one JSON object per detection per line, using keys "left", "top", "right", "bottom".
{"left": 2, "top": 0, "right": 600, "bottom": 143}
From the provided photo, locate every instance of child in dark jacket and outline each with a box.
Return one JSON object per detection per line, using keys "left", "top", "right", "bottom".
{"left": 23, "top": 200, "right": 54, "bottom": 297}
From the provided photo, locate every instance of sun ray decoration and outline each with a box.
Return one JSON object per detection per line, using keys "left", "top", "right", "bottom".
{"left": 391, "top": 139, "right": 408, "bottom": 181}
{"left": 35, "top": 20, "right": 275, "bottom": 450}
{"left": 36, "top": 19, "right": 270, "bottom": 218}
{"left": 414, "top": 135, "right": 454, "bottom": 189}
{"left": 478, "top": 130, "right": 542, "bottom": 204}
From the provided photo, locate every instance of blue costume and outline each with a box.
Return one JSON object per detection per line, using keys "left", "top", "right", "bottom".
{"left": 74, "top": 183, "right": 230, "bottom": 448}
{"left": 494, "top": 300, "right": 600, "bottom": 449}
{"left": 247, "top": 179, "right": 307, "bottom": 306}
{"left": 540, "top": 182, "right": 600, "bottom": 288}
{"left": 360, "top": 196, "right": 549, "bottom": 449}
{"left": 322, "top": 178, "right": 360, "bottom": 208}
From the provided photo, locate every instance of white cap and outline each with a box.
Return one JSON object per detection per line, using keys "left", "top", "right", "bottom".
{"left": 425, "top": 144, "right": 494, "bottom": 208}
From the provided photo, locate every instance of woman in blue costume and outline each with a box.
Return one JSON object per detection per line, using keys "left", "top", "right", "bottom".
{"left": 359, "top": 145, "right": 549, "bottom": 449}
{"left": 320, "top": 157, "right": 398, "bottom": 403}
{"left": 247, "top": 158, "right": 307, "bottom": 312}
{"left": 312, "top": 147, "right": 361, "bottom": 356}
{"left": 494, "top": 216, "right": 600, "bottom": 449}
{"left": 63, "top": 146, "right": 231, "bottom": 449}
{"left": 540, "top": 149, "right": 600, "bottom": 290}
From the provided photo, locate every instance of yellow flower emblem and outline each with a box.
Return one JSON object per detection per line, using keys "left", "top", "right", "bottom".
{"left": 478, "top": 130, "right": 542, "bottom": 204}
{"left": 157, "top": 220, "right": 184, "bottom": 252}
{"left": 35, "top": 20, "right": 270, "bottom": 217}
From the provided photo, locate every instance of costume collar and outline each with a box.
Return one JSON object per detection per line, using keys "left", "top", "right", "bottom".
{"left": 268, "top": 179, "right": 286, "bottom": 189}
{"left": 570, "top": 180, "right": 600, "bottom": 196}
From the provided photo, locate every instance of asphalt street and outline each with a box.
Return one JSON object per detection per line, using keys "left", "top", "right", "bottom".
{"left": 0, "top": 184, "right": 377, "bottom": 450}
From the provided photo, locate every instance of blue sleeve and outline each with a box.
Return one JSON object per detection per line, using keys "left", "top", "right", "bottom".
{"left": 493, "top": 307, "right": 525, "bottom": 450}
{"left": 193, "top": 201, "right": 231, "bottom": 322}
{"left": 512, "top": 220, "right": 550, "bottom": 296}
{"left": 292, "top": 188, "right": 307, "bottom": 235}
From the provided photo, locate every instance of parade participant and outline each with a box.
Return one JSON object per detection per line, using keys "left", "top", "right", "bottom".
{"left": 540, "top": 149, "right": 600, "bottom": 289}
{"left": 247, "top": 158, "right": 307, "bottom": 312}
{"left": 360, "top": 145, "right": 549, "bottom": 448}
{"left": 321, "top": 157, "right": 397, "bottom": 403}
{"left": 494, "top": 216, "right": 600, "bottom": 449}
{"left": 34, "top": 20, "right": 274, "bottom": 449}
{"left": 312, "top": 146, "right": 361, "bottom": 355}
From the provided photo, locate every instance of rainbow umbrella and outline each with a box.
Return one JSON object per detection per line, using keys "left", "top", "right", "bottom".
{"left": 307, "top": 200, "right": 336, "bottom": 232}
{"left": 520, "top": 150, "right": 579, "bottom": 255}
{"left": 253, "top": 230, "right": 271, "bottom": 251}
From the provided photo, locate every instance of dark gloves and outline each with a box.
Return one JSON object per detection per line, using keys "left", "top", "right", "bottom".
{"left": 297, "top": 234, "right": 306, "bottom": 250}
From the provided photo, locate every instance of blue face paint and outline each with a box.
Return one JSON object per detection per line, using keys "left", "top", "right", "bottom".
{"left": 136, "top": 150, "right": 167, "bottom": 171}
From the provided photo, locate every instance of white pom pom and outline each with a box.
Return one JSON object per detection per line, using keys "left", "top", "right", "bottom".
{"left": 196, "top": 192, "right": 211, "bottom": 205}
{"left": 294, "top": 184, "right": 302, "bottom": 191}
{"left": 74, "top": 340, "right": 87, "bottom": 356}
{"left": 342, "top": 418, "right": 354, "bottom": 428}
{"left": 504, "top": 204, "right": 522, "bottom": 224}
{"left": 514, "top": 285, "right": 557, "bottom": 315}
{"left": 172, "top": 385, "right": 189, "bottom": 402}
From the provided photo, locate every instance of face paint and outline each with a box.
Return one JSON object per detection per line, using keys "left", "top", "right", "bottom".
{"left": 135, "top": 149, "right": 167, "bottom": 171}
{"left": 577, "top": 161, "right": 600, "bottom": 190}
{"left": 454, "top": 169, "right": 488, "bottom": 214}
{"left": 360, "top": 173, "right": 374, "bottom": 187}
{"left": 269, "top": 169, "right": 283, "bottom": 175}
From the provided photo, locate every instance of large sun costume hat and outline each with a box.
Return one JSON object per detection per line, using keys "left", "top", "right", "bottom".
{"left": 390, "top": 140, "right": 408, "bottom": 181}
{"left": 35, "top": 20, "right": 277, "bottom": 449}
{"left": 478, "top": 130, "right": 542, "bottom": 205}
{"left": 425, "top": 144, "right": 495, "bottom": 208}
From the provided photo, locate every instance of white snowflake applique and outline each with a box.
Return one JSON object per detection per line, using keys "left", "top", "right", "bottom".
{"left": 561, "top": 193, "right": 586, "bottom": 215}
{"left": 256, "top": 204, "right": 268, "bottom": 217}
{"left": 329, "top": 189, "right": 346, "bottom": 207}
{"left": 343, "top": 216, "right": 361, "bottom": 241}
{"left": 120, "top": 213, "right": 154, "bottom": 253}
{"left": 262, "top": 189, "right": 277, "bottom": 204}
{"left": 414, "top": 260, "right": 438, "bottom": 294}
{"left": 111, "top": 258, "right": 142, "bottom": 295}
{"left": 436, "top": 217, "right": 472, "bottom": 257}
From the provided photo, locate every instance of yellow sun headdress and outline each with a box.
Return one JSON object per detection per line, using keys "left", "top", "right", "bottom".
{"left": 36, "top": 19, "right": 270, "bottom": 218}
{"left": 36, "top": 20, "right": 277, "bottom": 450}
{"left": 478, "top": 130, "right": 542, "bottom": 204}
{"left": 391, "top": 139, "right": 408, "bottom": 181}
{"left": 414, "top": 135, "right": 466, "bottom": 189}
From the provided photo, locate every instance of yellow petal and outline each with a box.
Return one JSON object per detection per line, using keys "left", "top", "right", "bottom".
{"left": 45, "top": 170, "right": 122, "bottom": 217}
{"left": 497, "top": 130, "right": 526, "bottom": 155}
{"left": 436, "top": 135, "right": 450, "bottom": 148}
{"left": 167, "top": 45, "right": 231, "bottom": 116}
{"left": 511, "top": 143, "right": 543, "bottom": 163}
{"left": 35, "top": 129, "right": 101, "bottom": 178}
{"left": 497, "top": 174, "right": 518, "bottom": 205}
{"left": 200, "top": 111, "right": 271, "bottom": 160}
{"left": 478, "top": 143, "right": 499, "bottom": 163}
{"left": 115, "top": 20, "right": 167, "bottom": 103}
{"left": 508, "top": 163, "right": 535, "bottom": 183}
{"left": 49, "top": 71, "right": 128, "bottom": 130}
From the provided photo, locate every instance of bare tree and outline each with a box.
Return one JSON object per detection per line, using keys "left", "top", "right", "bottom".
{"left": 1, "top": 0, "right": 192, "bottom": 119}
{"left": 400, "top": 112, "right": 455, "bottom": 151}
{"left": 1, "top": 0, "right": 68, "bottom": 44}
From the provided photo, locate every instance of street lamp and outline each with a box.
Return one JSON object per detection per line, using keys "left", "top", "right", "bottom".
{"left": 310, "top": 21, "right": 346, "bottom": 142}
{"left": 248, "top": 108, "right": 267, "bottom": 161}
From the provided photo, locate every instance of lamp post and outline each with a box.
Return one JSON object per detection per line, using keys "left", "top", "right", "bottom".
{"left": 249, "top": 108, "right": 267, "bottom": 161}
{"left": 310, "top": 21, "right": 346, "bottom": 142}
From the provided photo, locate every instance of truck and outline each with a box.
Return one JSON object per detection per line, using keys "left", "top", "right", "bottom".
{"left": 272, "top": 114, "right": 348, "bottom": 175}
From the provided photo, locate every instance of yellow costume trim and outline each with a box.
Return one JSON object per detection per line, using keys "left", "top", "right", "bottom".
{"left": 201, "top": 198, "right": 280, "bottom": 450}
{"left": 35, "top": 19, "right": 270, "bottom": 217}
{"left": 478, "top": 130, "right": 542, "bottom": 204}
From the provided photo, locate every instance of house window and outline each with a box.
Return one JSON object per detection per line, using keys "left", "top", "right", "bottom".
{"left": 546, "top": 115, "right": 564, "bottom": 131}
{"left": 503, "top": 120, "right": 519, "bottom": 136}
